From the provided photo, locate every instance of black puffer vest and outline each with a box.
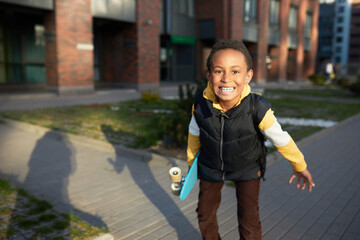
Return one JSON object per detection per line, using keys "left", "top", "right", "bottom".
{"left": 193, "top": 92, "right": 271, "bottom": 182}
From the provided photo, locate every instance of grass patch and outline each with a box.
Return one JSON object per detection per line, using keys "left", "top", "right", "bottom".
{"left": 28, "top": 200, "right": 52, "bottom": 215}
{"left": 52, "top": 220, "right": 70, "bottom": 230}
{"left": 18, "top": 219, "right": 40, "bottom": 229}
{"left": 0, "top": 179, "right": 108, "bottom": 239}
{"left": 36, "top": 226, "right": 54, "bottom": 234}
{"left": 0, "top": 99, "right": 178, "bottom": 149}
{"left": 269, "top": 97, "right": 360, "bottom": 121}
{"left": 0, "top": 208, "right": 11, "bottom": 215}
{"left": 0, "top": 179, "right": 16, "bottom": 196}
{"left": 38, "top": 213, "right": 57, "bottom": 222}
{"left": 265, "top": 86, "right": 360, "bottom": 98}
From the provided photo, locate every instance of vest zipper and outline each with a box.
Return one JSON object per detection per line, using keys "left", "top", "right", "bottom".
{"left": 220, "top": 113, "right": 228, "bottom": 181}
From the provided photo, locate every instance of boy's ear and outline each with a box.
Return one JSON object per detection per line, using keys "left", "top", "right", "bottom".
{"left": 246, "top": 69, "right": 253, "bottom": 84}
{"left": 205, "top": 69, "right": 211, "bottom": 81}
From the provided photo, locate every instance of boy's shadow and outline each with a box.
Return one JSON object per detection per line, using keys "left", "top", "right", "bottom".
{"left": 4, "top": 130, "right": 108, "bottom": 238}
{"left": 101, "top": 124, "right": 199, "bottom": 238}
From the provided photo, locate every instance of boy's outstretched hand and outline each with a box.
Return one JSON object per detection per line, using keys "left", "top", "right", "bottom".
{"left": 289, "top": 168, "right": 315, "bottom": 192}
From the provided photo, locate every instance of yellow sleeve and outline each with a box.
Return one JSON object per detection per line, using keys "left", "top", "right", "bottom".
{"left": 259, "top": 109, "right": 307, "bottom": 172}
{"left": 187, "top": 104, "right": 201, "bottom": 167}
{"left": 187, "top": 132, "right": 201, "bottom": 167}
{"left": 276, "top": 138, "right": 307, "bottom": 172}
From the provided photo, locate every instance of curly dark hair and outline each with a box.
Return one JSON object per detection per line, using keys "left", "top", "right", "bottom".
{"left": 206, "top": 39, "right": 253, "bottom": 72}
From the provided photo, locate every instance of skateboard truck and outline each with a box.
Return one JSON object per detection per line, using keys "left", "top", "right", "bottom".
{"left": 169, "top": 167, "right": 185, "bottom": 196}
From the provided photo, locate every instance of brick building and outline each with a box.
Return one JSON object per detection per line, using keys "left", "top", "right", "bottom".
{"left": 0, "top": 0, "right": 319, "bottom": 94}
{"left": 196, "top": 0, "right": 319, "bottom": 83}
{"left": 348, "top": 0, "right": 360, "bottom": 75}
{"left": 0, "top": 0, "right": 160, "bottom": 94}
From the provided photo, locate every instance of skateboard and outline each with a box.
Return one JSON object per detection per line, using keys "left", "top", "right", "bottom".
{"left": 169, "top": 152, "right": 200, "bottom": 201}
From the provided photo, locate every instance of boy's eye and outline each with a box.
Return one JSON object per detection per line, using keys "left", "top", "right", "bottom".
{"left": 232, "top": 70, "right": 239, "bottom": 74}
{"left": 214, "top": 70, "right": 222, "bottom": 74}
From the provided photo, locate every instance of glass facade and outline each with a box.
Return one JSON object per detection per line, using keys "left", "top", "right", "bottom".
{"left": 269, "top": 0, "right": 280, "bottom": 28}
{"left": 289, "top": 5, "right": 298, "bottom": 32}
{"left": 0, "top": 13, "right": 45, "bottom": 85}
{"left": 161, "top": 0, "right": 196, "bottom": 82}
{"left": 305, "top": 12, "right": 313, "bottom": 37}
{"left": 243, "top": 0, "right": 257, "bottom": 23}
{"left": 174, "top": 0, "right": 194, "bottom": 17}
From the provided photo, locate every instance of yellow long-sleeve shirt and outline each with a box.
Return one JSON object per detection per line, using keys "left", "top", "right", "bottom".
{"left": 187, "top": 82, "right": 307, "bottom": 173}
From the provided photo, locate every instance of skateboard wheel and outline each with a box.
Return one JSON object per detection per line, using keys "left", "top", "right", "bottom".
{"left": 169, "top": 167, "right": 182, "bottom": 183}
{"left": 171, "top": 182, "right": 181, "bottom": 196}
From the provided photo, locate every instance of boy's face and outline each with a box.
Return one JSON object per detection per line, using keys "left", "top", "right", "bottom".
{"left": 206, "top": 49, "right": 253, "bottom": 106}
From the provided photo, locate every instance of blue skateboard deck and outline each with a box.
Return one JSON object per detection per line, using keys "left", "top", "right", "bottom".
{"left": 180, "top": 152, "right": 200, "bottom": 201}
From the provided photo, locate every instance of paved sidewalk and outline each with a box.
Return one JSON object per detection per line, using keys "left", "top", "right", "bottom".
{"left": 0, "top": 85, "right": 180, "bottom": 111}
{"left": 0, "top": 86, "right": 360, "bottom": 239}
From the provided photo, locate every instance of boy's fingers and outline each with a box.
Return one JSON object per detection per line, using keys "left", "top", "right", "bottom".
{"left": 301, "top": 181, "right": 306, "bottom": 190}
{"left": 296, "top": 177, "right": 301, "bottom": 189}
{"left": 289, "top": 170, "right": 315, "bottom": 192}
{"left": 288, "top": 174, "right": 296, "bottom": 184}
{"left": 308, "top": 183, "right": 313, "bottom": 192}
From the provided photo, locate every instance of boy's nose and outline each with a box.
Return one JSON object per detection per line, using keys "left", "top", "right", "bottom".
{"left": 221, "top": 72, "right": 231, "bottom": 82}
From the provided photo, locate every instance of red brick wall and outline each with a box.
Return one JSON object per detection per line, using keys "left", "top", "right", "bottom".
{"left": 278, "top": 0, "right": 290, "bottom": 82}
{"left": 307, "top": 0, "right": 319, "bottom": 77}
{"left": 296, "top": 0, "right": 306, "bottom": 81}
{"left": 45, "top": 0, "right": 93, "bottom": 92}
{"left": 287, "top": 50, "right": 297, "bottom": 80}
{"left": 268, "top": 47, "right": 280, "bottom": 81}
{"left": 44, "top": 11, "right": 57, "bottom": 87}
{"left": 229, "top": 0, "right": 243, "bottom": 41}
{"left": 123, "top": 0, "right": 161, "bottom": 89}
{"left": 196, "top": 0, "right": 225, "bottom": 39}
{"left": 246, "top": 42, "right": 258, "bottom": 76}
{"left": 255, "top": 0, "right": 269, "bottom": 83}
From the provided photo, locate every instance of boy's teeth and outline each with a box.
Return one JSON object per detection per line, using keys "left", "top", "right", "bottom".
{"left": 221, "top": 87, "right": 234, "bottom": 92}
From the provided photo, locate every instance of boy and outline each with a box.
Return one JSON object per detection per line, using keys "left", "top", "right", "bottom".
{"left": 186, "top": 39, "right": 315, "bottom": 240}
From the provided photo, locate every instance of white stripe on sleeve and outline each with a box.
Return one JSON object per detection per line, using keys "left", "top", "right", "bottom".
{"left": 261, "top": 119, "right": 291, "bottom": 147}
{"left": 189, "top": 115, "right": 200, "bottom": 136}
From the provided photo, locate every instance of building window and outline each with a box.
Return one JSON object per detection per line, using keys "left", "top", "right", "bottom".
{"left": 179, "top": 0, "right": 186, "bottom": 14}
{"left": 336, "top": 37, "right": 343, "bottom": 43}
{"left": 336, "top": 46, "right": 342, "bottom": 53}
{"left": 335, "top": 56, "right": 341, "bottom": 63}
{"left": 337, "top": 16, "right": 344, "bottom": 23}
{"left": 337, "top": 27, "right": 343, "bottom": 33}
{"left": 174, "top": 0, "right": 195, "bottom": 17}
{"left": 188, "top": 0, "right": 195, "bottom": 17}
{"left": 269, "top": 0, "right": 280, "bottom": 27}
{"left": 289, "top": 5, "right": 298, "bottom": 32}
{"left": 304, "top": 11, "right": 312, "bottom": 37}
{"left": 0, "top": 14, "right": 45, "bottom": 84}
{"left": 338, "top": 6, "right": 345, "bottom": 13}
{"left": 243, "top": 0, "right": 257, "bottom": 23}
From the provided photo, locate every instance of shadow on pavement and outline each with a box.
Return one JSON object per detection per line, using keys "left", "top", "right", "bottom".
{"left": 101, "top": 124, "right": 200, "bottom": 239}
{"left": 3, "top": 130, "right": 108, "bottom": 239}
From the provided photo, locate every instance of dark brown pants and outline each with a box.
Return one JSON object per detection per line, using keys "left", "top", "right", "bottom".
{"left": 196, "top": 179, "right": 262, "bottom": 240}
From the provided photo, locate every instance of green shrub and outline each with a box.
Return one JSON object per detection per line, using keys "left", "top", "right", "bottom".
{"left": 349, "top": 76, "right": 360, "bottom": 94}
{"left": 140, "top": 90, "right": 161, "bottom": 102}
{"left": 308, "top": 74, "right": 326, "bottom": 85}
{"left": 160, "top": 109, "right": 190, "bottom": 148}
{"left": 338, "top": 76, "right": 351, "bottom": 88}
{"left": 160, "top": 76, "right": 207, "bottom": 148}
